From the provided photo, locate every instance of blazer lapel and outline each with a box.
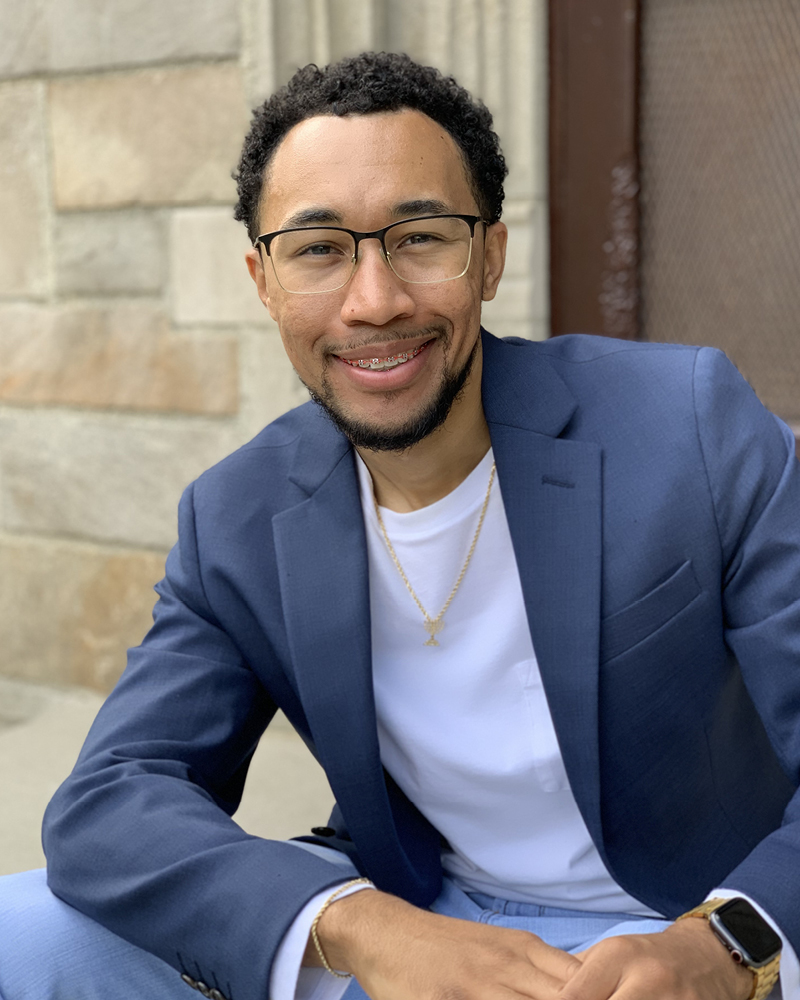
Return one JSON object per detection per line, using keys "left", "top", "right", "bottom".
{"left": 272, "top": 413, "right": 440, "bottom": 901}
{"left": 482, "top": 333, "right": 606, "bottom": 857}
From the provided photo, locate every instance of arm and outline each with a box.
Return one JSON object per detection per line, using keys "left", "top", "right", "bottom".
{"left": 43, "top": 482, "right": 359, "bottom": 1000}
{"left": 692, "top": 348, "right": 800, "bottom": 946}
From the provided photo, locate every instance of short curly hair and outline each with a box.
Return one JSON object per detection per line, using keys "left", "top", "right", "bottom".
{"left": 233, "top": 51, "right": 507, "bottom": 242}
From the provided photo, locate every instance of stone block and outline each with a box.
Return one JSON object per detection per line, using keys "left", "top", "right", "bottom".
{"left": 0, "top": 302, "right": 239, "bottom": 415}
{"left": 171, "top": 208, "right": 269, "bottom": 326}
{"left": 0, "top": 1, "right": 48, "bottom": 78}
{"left": 55, "top": 210, "right": 165, "bottom": 295}
{"left": 50, "top": 64, "right": 249, "bottom": 209}
{"left": 47, "top": 0, "right": 240, "bottom": 73}
{"left": 0, "top": 82, "right": 49, "bottom": 297}
{"left": 0, "top": 410, "right": 239, "bottom": 550}
{"left": 239, "top": 324, "right": 309, "bottom": 439}
{"left": 0, "top": 0, "right": 240, "bottom": 78}
{"left": 0, "top": 533, "right": 164, "bottom": 691}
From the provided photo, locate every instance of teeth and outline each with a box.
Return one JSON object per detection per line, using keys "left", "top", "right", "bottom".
{"left": 342, "top": 344, "right": 426, "bottom": 371}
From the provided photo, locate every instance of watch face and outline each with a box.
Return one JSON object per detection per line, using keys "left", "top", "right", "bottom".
{"left": 714, "top": 898, "right": 782, "bottom": 965}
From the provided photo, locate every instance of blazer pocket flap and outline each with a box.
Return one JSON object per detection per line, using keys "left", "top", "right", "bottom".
{"left": 601, "top": 560, "right": 702, "bottom": 662}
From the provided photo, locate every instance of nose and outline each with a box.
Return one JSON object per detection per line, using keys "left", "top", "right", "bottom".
{"left": 339, "top": 237, "right": 415, "bottom": 327}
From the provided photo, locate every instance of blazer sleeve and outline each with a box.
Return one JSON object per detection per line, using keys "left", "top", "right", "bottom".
{"left": 42, "top": 481, "right": 354, "bottom": 1000}
{"left": 693, "top": 347, "right": 800, "bottom": 954}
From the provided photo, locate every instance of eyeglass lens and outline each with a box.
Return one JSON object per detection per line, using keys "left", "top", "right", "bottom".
{"left": 268, "top": 217, "right": 473, "bottom": 293}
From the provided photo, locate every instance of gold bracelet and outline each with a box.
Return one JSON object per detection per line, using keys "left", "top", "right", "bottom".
{"left": 310, "top": 877, "right": 374, "bottom": 979}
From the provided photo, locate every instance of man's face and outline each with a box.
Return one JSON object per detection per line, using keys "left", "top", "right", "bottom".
{"left": 246, "top": 109, "right": 506, "bottom": 450}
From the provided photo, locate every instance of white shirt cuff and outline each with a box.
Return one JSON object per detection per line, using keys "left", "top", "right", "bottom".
{"left": 268, "top": 882, "right": 376, "bottom": 1000}
{"left": 708, "top": 889, "right": 797, "bottom": 1000}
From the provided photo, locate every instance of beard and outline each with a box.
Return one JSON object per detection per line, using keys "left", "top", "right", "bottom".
{"left": 304, "top": 332, "right": 478, "bottom": 452}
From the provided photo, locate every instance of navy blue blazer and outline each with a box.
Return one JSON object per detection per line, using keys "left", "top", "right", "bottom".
{"left": 44, "top": 332, "right": 800, "bottom": 1000}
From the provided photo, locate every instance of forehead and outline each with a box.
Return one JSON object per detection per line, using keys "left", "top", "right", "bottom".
{"left": 259, "top": 109, "right": 477, "bottom": 232}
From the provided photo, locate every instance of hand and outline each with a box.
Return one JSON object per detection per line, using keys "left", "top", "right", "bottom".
{"left": 560, "top": 916, "right": 755, "bottom": 1000}
{"left": 307, "top": 888, "right": 582, "bottom": 1000}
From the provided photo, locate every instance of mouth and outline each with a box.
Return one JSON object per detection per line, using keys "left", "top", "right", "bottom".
{"left": 336, "top": 340, "right": 433, "bottom": 372}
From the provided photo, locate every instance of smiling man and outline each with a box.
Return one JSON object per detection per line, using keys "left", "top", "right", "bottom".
{"left": 2, "top": 51, "right": 799, "bottom": 1000}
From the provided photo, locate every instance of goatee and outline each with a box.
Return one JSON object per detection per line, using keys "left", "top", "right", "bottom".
{"left": 306, "top": 337, "right": 478, "bottom": 452}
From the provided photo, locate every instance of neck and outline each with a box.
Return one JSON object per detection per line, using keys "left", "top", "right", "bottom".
{"left": 357, "top": 358, "right": 491, "bottom": 512}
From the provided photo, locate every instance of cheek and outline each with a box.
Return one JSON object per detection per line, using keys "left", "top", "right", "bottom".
{"left": 274, "top": 302, "right": 331, "bottom": 370}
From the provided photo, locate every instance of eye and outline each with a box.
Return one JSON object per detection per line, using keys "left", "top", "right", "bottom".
{"left": 398, "top": 231, "right": 443, "bottom": 248}
{"left": 296, "top": 241, "right": 346, "bottom": 258}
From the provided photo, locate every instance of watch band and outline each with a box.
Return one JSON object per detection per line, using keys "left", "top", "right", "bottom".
{"left": 677, "top": 899, "right": 781, "bottom": 1000}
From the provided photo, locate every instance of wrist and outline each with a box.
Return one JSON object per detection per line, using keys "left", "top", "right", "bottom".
{"left": 677, "top": 897, "right": 781, "bottom": 1000}
{"left": 313, "top": 887, "right": 412, "bottom": 977}
{"left": 668, "top": 913, "right": 755, "bottom": 1000}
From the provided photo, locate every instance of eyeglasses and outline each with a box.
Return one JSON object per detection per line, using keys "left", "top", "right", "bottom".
{"left": 254, "top": 214, "right": 484, "bottom": 295}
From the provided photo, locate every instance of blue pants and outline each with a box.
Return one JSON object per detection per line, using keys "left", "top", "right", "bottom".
{"left": 0, "top": 867, "right": 670, "bottom": 1000}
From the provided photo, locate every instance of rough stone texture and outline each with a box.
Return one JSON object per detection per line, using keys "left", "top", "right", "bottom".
{"left": 0, "top": 0, "right": 240, "bottom": 78}
{"left": 0, "top": 533, "right": 165, "bottom": 691}
{"left": 0, "top": 1, "right": 48, "bottom": 79}
{"left": 50, "top": 64, "right": 249, "bottom": 210}
{"left": 0, "top": 81, "right": 49, "bottom": 298}
{"left": 48, "top": 0, "right": 240, "bottom": 73}
{"left": 0, "top": 410, "right": 239, "bottom": 549}
{"left": 55, "top": 209, "right": 165, "bottom": 295}
{"left": 171, "top": 208, "right": 268, "bottom": 326}
{"left": 0, "top": 302, "right": 239, "bottom": 415}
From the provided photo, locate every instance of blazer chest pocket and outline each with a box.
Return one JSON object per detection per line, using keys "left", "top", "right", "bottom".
{"left": 600, "top": 559, "right": 702, "bottom": 663}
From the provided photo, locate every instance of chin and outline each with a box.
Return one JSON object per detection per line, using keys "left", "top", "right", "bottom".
{"left": 305, "top": 341, "right": 477, "bottom": 453}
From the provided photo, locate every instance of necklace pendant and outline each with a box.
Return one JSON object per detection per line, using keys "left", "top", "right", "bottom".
{"left": 424, "top": 619, "right": 444, "bottom": 646}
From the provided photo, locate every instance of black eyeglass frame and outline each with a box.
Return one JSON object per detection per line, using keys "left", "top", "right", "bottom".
{"left": 254, "top": 214, "right": 486, "bottom": 293}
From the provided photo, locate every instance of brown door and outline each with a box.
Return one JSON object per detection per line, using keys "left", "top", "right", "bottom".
{"left": 549, "top": 0, "right": 800, "bottom": 445}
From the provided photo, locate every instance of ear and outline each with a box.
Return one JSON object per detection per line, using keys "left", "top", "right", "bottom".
{"left": 245, "top": 246, "right": 277, "bottom": 320}
{"left": 480, "top": 221, "right": 508, "bottom": 302}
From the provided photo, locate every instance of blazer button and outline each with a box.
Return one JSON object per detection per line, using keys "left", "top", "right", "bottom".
{"left": 196, "top": 984, "right": 212, "bottom": 998}
{"left": 311, "top": 826, "right": 336, "bottom": 837}
{"left": 209, "top": 991, "right": 226, "bottom": 1000}
{"left": 181, "top": 973, "right": 199, "bottom": 989}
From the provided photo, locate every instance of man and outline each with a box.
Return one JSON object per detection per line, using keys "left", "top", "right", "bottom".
{"left": 0, "top": 51, "right": 797, "bottom": 1000}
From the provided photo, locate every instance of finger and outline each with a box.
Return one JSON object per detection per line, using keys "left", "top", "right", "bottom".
{"left": 504, "top": 963, "right": 576, "bottom": 1000}
{"left": 497, "top": 937, "right": 584, "bottom": 1000}
{"left": 559, "top": 954, "right": 621, "bottom": 1000}
{"left": 524, "top": 934, "right": 583, "bottom": 981}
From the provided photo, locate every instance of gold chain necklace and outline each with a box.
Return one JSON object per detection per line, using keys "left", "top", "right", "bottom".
{"left": 372, "top": 461, "right": 496, "bottom": 646}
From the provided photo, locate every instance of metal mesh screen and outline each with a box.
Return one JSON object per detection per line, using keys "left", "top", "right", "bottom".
{"left": 639, "top": 0, "right": 800, "bottom": 424}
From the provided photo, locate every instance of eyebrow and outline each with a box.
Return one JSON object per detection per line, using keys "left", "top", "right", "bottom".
{"left": 279, "top": 198, "right": 455, "bottom": 232}
{"left": 391, "top": 198, "right": 453, "bottom": 218}
{"left": 280, "top": 207, "right": 343, "bottom": 228}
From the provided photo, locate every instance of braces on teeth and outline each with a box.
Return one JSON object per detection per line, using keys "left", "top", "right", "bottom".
{"left": 341, "top": 344, "right": 426, "bottom": 371}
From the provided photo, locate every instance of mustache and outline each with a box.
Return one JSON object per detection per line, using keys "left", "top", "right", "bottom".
{"left": 323, "top": 324, "right": 447, "bottom": 356}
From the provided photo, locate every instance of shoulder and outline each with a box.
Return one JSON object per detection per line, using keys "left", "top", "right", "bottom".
{"left": 500, "top": 332, "right": 702, "bottom": 385}
{"left": 490, "top": 332, "right": 774, "bottom": 431}
{"left": 188, "top": 400, "right": 337, "bottom": 515}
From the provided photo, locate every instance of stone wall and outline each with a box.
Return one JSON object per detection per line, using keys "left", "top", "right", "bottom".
{"left": 0, "top": 0, "right": 548, "bottom": 692}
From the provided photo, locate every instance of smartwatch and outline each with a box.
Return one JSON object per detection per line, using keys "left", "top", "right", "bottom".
{"left": 677, "top": 897, "right": 781, "bottom": 1000}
